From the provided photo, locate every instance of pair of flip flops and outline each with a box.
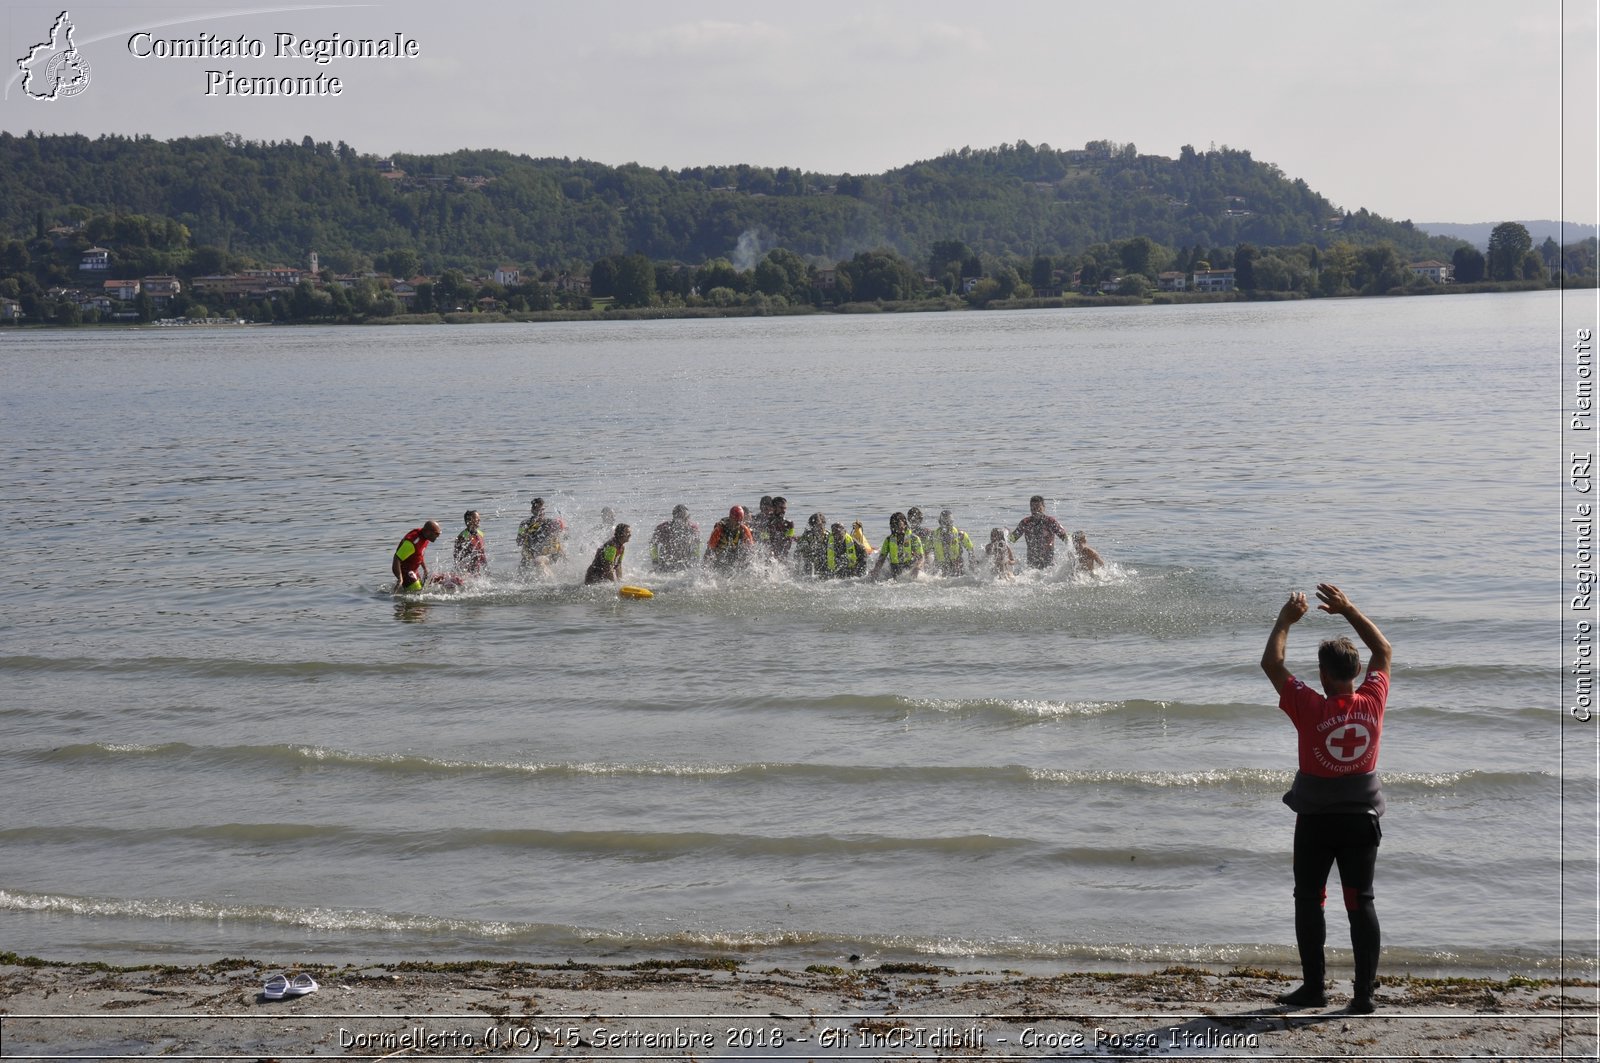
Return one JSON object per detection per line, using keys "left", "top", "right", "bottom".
{"left": 262, "top": 972, "right": 318, "bottom": 1000}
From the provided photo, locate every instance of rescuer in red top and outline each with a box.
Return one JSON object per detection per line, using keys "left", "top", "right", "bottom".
{"left": 391, "top": 520, "right": 442, "bottom": 591}
{"left": 1260, "top": 582, "right": 1392, "bottom": 1016}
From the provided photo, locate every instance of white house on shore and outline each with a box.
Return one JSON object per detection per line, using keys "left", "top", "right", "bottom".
{"left": 1191, "top": 268, "right": 1236, "bottom": 292}
{"left": 1408, "top": 260, "right": 1451, "bottom": 284}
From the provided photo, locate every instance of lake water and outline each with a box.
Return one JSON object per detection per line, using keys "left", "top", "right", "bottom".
{"left": 1, "top": 292, "right": 1593, "bottom": 978}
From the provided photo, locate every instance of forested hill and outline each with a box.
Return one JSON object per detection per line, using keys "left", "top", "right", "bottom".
{"left": 0, "top": 132, "right": 1461, "bottom": 273}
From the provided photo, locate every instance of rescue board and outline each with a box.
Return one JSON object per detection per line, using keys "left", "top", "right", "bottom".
{"left": 619, "top": 585, "right": 654, "bottom": 599}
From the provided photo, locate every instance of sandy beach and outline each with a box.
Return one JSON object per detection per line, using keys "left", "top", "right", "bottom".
{"left": 0, "top": 956, "right": 1593, "bottom": 1060}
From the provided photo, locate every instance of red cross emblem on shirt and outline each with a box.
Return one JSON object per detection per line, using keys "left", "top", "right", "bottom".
{"left": 1326, "top": 723, "right": 1371, "bottom": 763}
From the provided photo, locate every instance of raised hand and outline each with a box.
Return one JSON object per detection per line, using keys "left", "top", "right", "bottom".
{"left": 1278, "top": 591, "right": 1309, "bottom": 626}
{"left": 1315, "top": 583, "right": 1352, "bottom": 615}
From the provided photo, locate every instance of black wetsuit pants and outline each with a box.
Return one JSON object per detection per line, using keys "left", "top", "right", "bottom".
{"left": 1291, "top": 812, "right": 1381, "bottom": 995}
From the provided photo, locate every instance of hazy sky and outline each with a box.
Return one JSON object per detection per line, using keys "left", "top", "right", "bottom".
{"left": 4, "top": 0, "right": 1596, "bottom": 226}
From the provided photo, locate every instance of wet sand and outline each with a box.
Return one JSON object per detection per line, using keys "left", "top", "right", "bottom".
{"left": 1, "top": 956, "right": 1594, "bottom": 1059}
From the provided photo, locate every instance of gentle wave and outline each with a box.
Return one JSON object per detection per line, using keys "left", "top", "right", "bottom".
{"left": 24, "top": 743, "right": 1560, "bottom": 796}
{"left": 0, "top": 653, "right": 470, "bottom": 680}
{"left": 1395, "top": 661, "right": 1552, "bottom": 684}
{"left": 692, "top": 693, "right": 1201, "bottom": 723}
{"left": 0, "top": 823, "right": 1034, "bottom": 858}
{"left": 0, "top": 888, "right": 1573, "bottom": 973}
{"left": 0, "top": 822, "right": 1566, "bottom": 878}
{"left": 0, "top": 657, "right": 1557, "bottom": 725}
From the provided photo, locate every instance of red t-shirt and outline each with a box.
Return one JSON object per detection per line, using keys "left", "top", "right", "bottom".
{"left": 394, "top": 527, "right": 431, "bottom": 579}
{"left": 1279, "top": 670, "right": 1388, "bottom": 777}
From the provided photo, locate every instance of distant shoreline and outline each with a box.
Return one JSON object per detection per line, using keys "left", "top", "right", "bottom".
{"left": 2, "top": 278, "right": 1568, "bottom": 330}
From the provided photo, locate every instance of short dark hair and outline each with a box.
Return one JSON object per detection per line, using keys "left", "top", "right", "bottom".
{"left": 1318, "top": 637, "right": 1362, "bottom": 682}
{"left": 1030, "top": 494, "right": 1045, "bottom": 506}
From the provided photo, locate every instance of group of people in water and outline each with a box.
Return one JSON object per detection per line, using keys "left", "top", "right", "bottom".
{"left": 391, "top": 493, "right": 1104, "bottom": 592}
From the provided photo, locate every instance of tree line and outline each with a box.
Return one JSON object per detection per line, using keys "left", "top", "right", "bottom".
{"left": 0, "top": 132, "right": 1472, "bottom": 272}
{"left": 5, "top": 220, "right": 1588, "bottom": 326}
{"left": 0, "top": 132, "right": 1592, "bottom": 324}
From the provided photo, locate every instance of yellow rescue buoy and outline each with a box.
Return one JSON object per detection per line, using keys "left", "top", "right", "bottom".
{"left": 619, "top": 585, "right": 654, "bottom": 599}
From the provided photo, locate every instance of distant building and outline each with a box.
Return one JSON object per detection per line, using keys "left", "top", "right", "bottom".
{"left": 193, "top": 270, "right": 305, "bottom": 301}
{"left": 103, "top": 279, "right": 141, "bottom": 301}
{"left": 494, "top": 265, "right": 521, "bottom": 286}
{"left": 193, "top": 275, "right": 260, "bottom": 299}
{"left": 141, "top": 275, "right": 182, "bottom": 306}
{"left": 1408, "top": 260, "right": 1451, "bottom": 284}
{"left": 79, "top": 247, "right": 111, "bottom": 271}
{"left": 1157, "top": 271, "right": 1188, "bottom": 292}
{"left": 247, "top": 267, "right": 303, "bottom": 286}
{"left": 0, "top": 297, "right": 22, "bottom": 321}
{"left": 1191, "top": 268, "right": 1236, "bottom": 292}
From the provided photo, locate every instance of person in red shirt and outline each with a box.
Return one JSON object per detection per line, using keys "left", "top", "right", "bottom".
{"left": 391, "top": 521, "right": 442, "bottom": 591}
{"left": 1260, "top": 583, "right": 1392, "bottom": 1015}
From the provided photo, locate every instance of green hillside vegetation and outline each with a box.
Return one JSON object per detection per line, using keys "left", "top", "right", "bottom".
{"left": 0, "top": 131, "right": 1591, "bottom": 325}
{"left": 0, "top": 132, "right": 1467, "bottom": 268}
